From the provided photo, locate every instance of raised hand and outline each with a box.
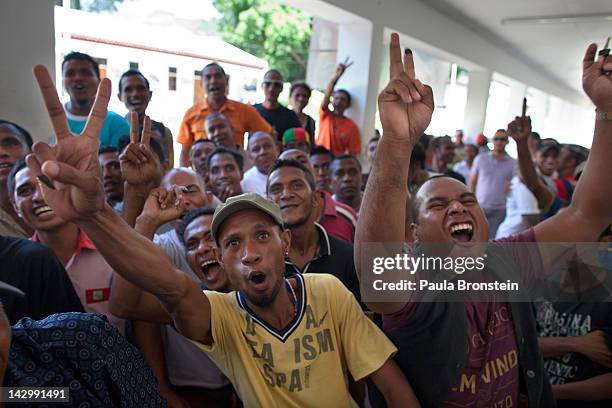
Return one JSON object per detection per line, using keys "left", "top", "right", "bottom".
{"left": 583, "top": 39, "right": 612, "bottom": 111}
{"left": 26, "top": 65, "right": 107, "bottom": 222}
{"left": 507, "top": 116, "right": 531, "bottom": 144}
{"left": 140, "top": 187, "right": 189, "bottom": 227}
{"left": 334, "top": 57, "right": 354, "bottom": 80}
{"left": 378, "top": 33, "right": 434, "bottom": 144}
{"left": 120, "top": 112, "right": 162, "bottom": 187}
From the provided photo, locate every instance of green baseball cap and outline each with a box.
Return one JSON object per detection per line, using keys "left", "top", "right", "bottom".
{"left": 211, "top": 193, "right": 284, "bottom": 241}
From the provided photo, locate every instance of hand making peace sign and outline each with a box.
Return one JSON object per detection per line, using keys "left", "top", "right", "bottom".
{"left": 26, "top": 65, "right": 108, "bottom": 222}
{"left": 120, "top": 111, "right": 162, "bottom": 187}
{"left": 378, "top": 33, "right": 434, "bottom": 145}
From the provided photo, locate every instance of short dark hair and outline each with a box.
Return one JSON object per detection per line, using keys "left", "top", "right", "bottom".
{"left": 175, "top": 207, "right": 216, "bottom": 245}
{"left": 310, "top": 145, "right": 334, "bottom": 160}
{"left": 430, "top": 135, "right": 451, "bottom": 151}
{"left": 202, "top": 62, "right": 227, "bottom": 77}
{"left": 290, "top": 82, "right": 312, "bottom": 98}
{"left": 265, "top": 69, "right": 283, "bottom": 78}
{"left": 62, "top": 52, "right": 100, "bottom": 79}
{"left": 465, "top": 144, "right": 478, "bottom": 154}
{"left": 117, "top": 135, "right": 166, "bottom": 164}
{"left": 410, "top": 143, "right": 426, "bottom": 170}
{"left": 193, "top": 138, "right": 216, "bottom": 148}
{"left": 410, "top": 174, "right": 455, "bottom": 223}
{"left": 332, "top": 154, "right": 361, "bottom": 171}
{"left": 208, "top": 147, "right": 244, "bottom": 172}
{"left": 118, "top": 69, "right": 150, "bottom": 92}
{"left": 267, "top": 159, "right": 316, "bottom": 193}
{"left": 98, "top": 145, "right": 118, "bottom": 155}
{"left": 0, "top": 120, "right": 33, "bottom": 148}
{"left": 7, "top": 158, "right": 27, "bottom": 202}
{"left": 334, "top": 89, "right": 351, "bottom": 105}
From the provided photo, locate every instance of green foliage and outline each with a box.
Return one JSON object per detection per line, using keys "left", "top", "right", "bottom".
{"left": 70, "top": 0, "right": 124, "bottom": 12}
{"left": 214, "top": 0, "right": 312, "bottom": 82}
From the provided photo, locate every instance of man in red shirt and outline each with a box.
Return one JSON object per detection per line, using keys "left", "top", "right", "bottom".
{"left": 316, "top": 60, "right": 362, "bottom": 155}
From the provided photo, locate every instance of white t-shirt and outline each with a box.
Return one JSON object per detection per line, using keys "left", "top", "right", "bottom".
{"left": 241, "top": 167, "right": 268, "bottom": 197}
{"left": 496, "top": 176, "right": 540, "bottom": 239}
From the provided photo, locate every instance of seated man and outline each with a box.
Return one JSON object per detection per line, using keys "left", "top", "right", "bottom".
{"left": 267, "top": 159, "right": 361, "bottom": 300}
{"left": 9, "top": 160, "right": 125, "bottom": 333}
{"left": 207, "top": 147, "right": 244, "bottom": 202}
{"left": 24, "top": 64, "right": 420, "bottom": 406}
{"left": 241, "top": 132, "right": 279, "bottom": 197}
{"left": 98, "top": 146, "right": 124, "bottom": 209}
{"left": 61, "top": 52, "right": 129, "bottom": 147}
{"left": 282, "top": 128, "right": 311, "bottom": 154}
{"left": 330, "top": 154, "right": 363, "bottom": 213}
{"left": 0, "top": 120, "right": 33, "bottom": 237}
{"left": 280, "top": 149, "right": 356, "bottom": 243}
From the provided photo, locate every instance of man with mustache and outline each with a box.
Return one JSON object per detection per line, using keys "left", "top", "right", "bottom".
{"left": 24, "top": 64, "right": 420, "bottom": 406}
{"left": 356, "top": 33, "right": 612, "bottom": 407}
{"left": 177, "top": 63, "right": 272, "bottom": 167}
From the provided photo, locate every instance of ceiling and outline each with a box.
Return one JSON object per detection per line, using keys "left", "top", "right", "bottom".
{"left": 421, "top": 0, "right": 612, "bottom": 93}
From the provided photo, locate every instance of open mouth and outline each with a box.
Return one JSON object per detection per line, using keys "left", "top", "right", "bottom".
{"left": 248, "top": 271, "right": 267, "bottom": 289}
{"left": 200, "top": 259, "right": 220, "bottom": 282}
{"left": 33, "top": 205, "right": 54, "bottom": 217}
{"left": 449, "top": 222, "right": 474, "bottom": 243}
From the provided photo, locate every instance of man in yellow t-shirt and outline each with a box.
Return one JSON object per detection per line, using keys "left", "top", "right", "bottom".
{"left": 22, "top": 71, "right": 419, "bottom": 406}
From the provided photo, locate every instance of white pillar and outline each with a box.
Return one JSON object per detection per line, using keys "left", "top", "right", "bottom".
{"left": 0, "top": 0, "right": 56, "bottom": 143}
{"left": 463, "top": 69, "right": 491, "bottom": 142}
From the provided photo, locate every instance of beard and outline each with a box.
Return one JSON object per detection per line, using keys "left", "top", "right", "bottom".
{"left": 248, "top": 274, "right": 283, "bottom": 308}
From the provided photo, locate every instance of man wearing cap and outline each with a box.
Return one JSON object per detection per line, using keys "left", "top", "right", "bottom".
{"left": 254, "top": 69, "right": 301, "bottom": 143}
{"left": 241, "top": 131, "right": 279, "bottom": 197}
{"left": 282, "top": 128, "right": 311, "bottom": 153}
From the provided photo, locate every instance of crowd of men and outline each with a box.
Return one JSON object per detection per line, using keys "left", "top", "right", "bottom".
{"left": 0, "top": 31, "right": 610, "bottom": 408}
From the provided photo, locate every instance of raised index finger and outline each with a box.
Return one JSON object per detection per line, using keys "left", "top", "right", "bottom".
{"left": 33, "top": 65, "right": 71, "bottom": 140}
{"left": 83, "top": 78, "right": 111, "bottom": 142}
{"left": 389, "top": 33, "right": 403, "bottom": 79}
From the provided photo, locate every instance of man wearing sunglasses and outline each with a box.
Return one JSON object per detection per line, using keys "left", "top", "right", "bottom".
{"left": 254, "top": 70, "right": 301, "bottom": 143}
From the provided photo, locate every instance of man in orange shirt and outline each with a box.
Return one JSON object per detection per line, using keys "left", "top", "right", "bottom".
{"left": 177, "top": 62, "right": 272, "bottom": 166}
{"left": 316, "top": 59, "right": 362, "bottom": 155}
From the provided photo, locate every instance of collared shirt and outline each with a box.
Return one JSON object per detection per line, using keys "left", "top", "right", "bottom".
{"left": 319, "top": 190, "right": 356, "bottom": 243}
{"left": 284, "top": 223, "right": 361, "bottom": 302}
{"left": 177, "top": 99, "right": 272, "bottom": 148}
{"left": 65, "top": 108, "right": 130, "bottom": 147}
{"left": 316, "top": 108, "right": 361, "bottom": 155}
{"left": 31, "top": 230, "right": 125, "bottom": 334}
{"left": 0, "top": 208, "right": 27, "bottom": 238}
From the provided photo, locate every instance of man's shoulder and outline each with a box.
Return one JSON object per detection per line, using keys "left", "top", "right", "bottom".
{"left": 105, "top": 111, "right": 128, "bottom": 123}
{"left": 0, "top": 236, "right": 55, "bottom": 261}
{"left": 227, "top": 99, "right": 257, "bottom": 112}
{"left": 183, "top": 102, "right": 209, "bottom": 119}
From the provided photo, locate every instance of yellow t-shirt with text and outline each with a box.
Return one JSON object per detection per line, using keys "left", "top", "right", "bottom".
{"left": 192, "top": 273, "right": 396, "bottom": 407}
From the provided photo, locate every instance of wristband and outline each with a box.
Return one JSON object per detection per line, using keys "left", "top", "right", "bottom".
{"left": 596, "top": 111, "right": 612, "bottom": 120}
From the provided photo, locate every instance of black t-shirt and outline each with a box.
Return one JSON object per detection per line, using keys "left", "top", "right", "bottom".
{"left": 254, "top": 103, "right": 301, "bottom": 142}
{"left": 0, "top": 236, "right": 84, "bottom": 324}
{"left": 284, "top": 224, "right": 360, "bottom": 302}
{"left": 536, "top": 301, "right": 612, "bottom": 408}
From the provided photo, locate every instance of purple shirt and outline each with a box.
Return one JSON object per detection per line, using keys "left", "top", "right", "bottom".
{"left": 472, "top": 153, "right": 517, "bottom": 210}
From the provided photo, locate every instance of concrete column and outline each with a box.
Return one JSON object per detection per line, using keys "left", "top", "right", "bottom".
{"left": 463, "top": 69, "right": 491, "bottom": 141}
{"left": 0, "top": 0, "right": 56, "bottom": 142}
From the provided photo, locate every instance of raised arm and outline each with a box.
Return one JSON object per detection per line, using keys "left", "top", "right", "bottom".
{"left": 354, "top": 34, "right": 434, "bottom": 314}
{"left": 507, "top": 116, "right": 554, "bottom": 210}
{"left": 535, "top": 41, "right": 612, "bottom": 244}
{"left": 27, "top": 65, "right": 212, "bottom": 344}
{"left": 369, "top": 358, "right": 421, "bottom": 407}
{"left": 320, "top": 58, "right": 352, "bottom": 112}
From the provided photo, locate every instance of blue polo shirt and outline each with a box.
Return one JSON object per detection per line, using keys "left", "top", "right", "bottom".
{"left": 65, "top": 108, "right": 130, "bottom": 147}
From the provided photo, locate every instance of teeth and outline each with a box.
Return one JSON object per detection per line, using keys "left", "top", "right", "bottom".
{"left": 450, "top": 223, "right": 473, "bottom": 233}
{"left": 0, "top": 163, "right": 11, "bottom": 168}
{"left": 34, "top": 206, "right": 52, "bottom": 216}
{"left": 200, "top": 259, "right": 217, "bottom": 268}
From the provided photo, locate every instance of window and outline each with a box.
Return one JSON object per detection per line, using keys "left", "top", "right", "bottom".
{"left": 129, "top": 62, "right": 139, "bottom": 70}
{"left": 193, "top": 70, "right": 203, "bottom": 103}
{"left": 93, "top": 57, "right": 108, "bottom": 79}
{"left": 169, "top": 67, "right": 177, "bottom": 91}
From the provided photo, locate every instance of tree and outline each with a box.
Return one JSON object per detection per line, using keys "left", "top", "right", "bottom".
{"left": 214, "top": 0, "right": 312, "bottom": 82}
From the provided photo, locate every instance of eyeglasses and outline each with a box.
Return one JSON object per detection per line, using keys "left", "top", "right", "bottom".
{"left": 492, "top": 137, "right": 508, "bottom": 142}
{"left": 263, "top": 81, "right": 283, "bottom": 88}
